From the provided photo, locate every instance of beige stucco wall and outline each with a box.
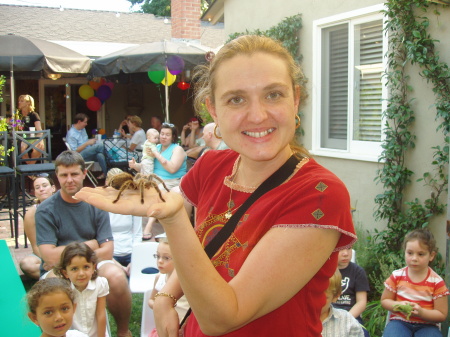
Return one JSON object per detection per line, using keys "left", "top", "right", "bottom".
{"left": 222, "top": 0, "right": 449, "bottom": 252}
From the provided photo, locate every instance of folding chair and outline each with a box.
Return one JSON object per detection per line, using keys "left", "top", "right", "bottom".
{"left": 141, "top": 289, "right": 156, "bottom": 337}
{"left": 0, "top": 131, "right": 17, "bottom": 245}
{"left": 12, "top": 130, "right": 55, "bottom": 247}
{"left": 129, "top": 242, "right": 159, "bottom": 293}
{"left": 63, "top": 137, "right": 98, "bottom": 187}
{"left": 103, "top": 137, "right": 139, "bottom": 172}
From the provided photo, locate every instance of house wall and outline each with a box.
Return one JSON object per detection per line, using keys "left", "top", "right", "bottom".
{"left": 222, "top": 0, "right": 449, "bottom": 252}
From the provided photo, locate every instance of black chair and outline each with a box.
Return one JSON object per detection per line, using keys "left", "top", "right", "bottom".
{"left": 0, "top": 131, "right": 17, "bottom": 246}
{"left": 103, "top": 137, "right": 139, "bottom": 172}
{"left": 13, "top": 130, "right": 55, "bottom": 247}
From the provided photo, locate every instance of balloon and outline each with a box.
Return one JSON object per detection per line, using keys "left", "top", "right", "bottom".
{"left": 167, "top": 55, "right": 185, "bottom": 75}
{"left": 96, "top": 85, "right": 112, "bottom": 101}
{"left": 177, "top": 81, "right": 190, "bottom": 90}
{"left": 98, "top": 128, "right": 106, "bottom": 135}
{"left": 104, "top": 81, "right": 115, "bottom": 90}
{"left": 89, "top": 80, "right": 101, "bottom": 90}
{"left": 87, "top": 97, "right": 102, "bottom": 111}
{"left": 161, "top": 70, "right": 176, "bottom": 86}
{"left": 79, "top": 84, "right": 94, "bottom": 100}
{"left": 147, "top": 64, "right": 165, "bottom": 84}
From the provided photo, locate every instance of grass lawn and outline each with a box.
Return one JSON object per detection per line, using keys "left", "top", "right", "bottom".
{"left": 108, "top": 292, "right": 144, "bottom": 336}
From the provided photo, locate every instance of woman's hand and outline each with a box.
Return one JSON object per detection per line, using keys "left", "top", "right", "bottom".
{"left": 154, "top": 299, "right": 182, "bottom": 337}
{"left": 74, "top": 187, "right": 185, "bottom": 219}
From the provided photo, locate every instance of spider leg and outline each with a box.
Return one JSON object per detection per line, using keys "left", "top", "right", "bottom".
{"left": 139, "top": 180, "right": 145, "bottom": 204}
{"left": 113, "top": 181, "right": 133, "bottom": 203}
{"left": 148, "top": 174, "right": 170, "bottom": 192}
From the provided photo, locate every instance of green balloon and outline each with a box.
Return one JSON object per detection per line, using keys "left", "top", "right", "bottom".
{"left": 148, "top": 64, "right": 165, "bottom": 84}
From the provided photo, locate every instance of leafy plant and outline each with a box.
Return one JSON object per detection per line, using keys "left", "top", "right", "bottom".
{"left": 373, "top": 0, "right": 449, "bottom": 255}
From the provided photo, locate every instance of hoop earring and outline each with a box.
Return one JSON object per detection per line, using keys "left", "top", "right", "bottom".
{"left": 295, "top": 115, "right": 301, "bottom": 129}
{"left": 213, "top": 125, "right": 222, "bottom": 139}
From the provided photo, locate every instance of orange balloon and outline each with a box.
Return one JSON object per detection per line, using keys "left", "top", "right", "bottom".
{"left": 98, "top": 128, "right": 106, "bottom": 135}
{"left": 89, "top": 80, "right": 101, "bottom": 90}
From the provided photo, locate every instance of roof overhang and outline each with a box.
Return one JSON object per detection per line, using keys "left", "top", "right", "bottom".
{"left": 201, "top": 0, "right": 224, "bottom": 24}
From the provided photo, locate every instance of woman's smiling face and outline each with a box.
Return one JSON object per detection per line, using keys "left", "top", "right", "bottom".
{"left": 206, "top": 52, "right": 299, "bottom": 163}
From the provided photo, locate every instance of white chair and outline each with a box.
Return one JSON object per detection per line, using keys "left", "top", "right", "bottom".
{"left": 63, "top": 137, "right": 98, "bottom": 187}
{"left": 351, "top": 249, "right": 356, "bottom": 263}
{"left": 141, "top": 289, "right": 156, "bottom": 337}
{"left": 129, "top": 242, "right": 159, "bottom": 293}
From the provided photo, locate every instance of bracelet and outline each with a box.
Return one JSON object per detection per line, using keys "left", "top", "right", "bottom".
{"left": 154, "top": 292, "right": 177, "bottom": 307}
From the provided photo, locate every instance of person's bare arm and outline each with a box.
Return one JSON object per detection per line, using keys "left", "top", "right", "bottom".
{"left": 153, "top": 146, "right": 185, "bottom": 174}
{"left": 95, "top": 240, "right": 114, "bottom": 262}
{"left": 24, "top": 207, "right": 40, "bottom": 257}
{"left": 95, "top": 296, "right": 107, "bottom": 337}
{"left": 148, "top": 275, "right": 161, "bottom": 309}
{"left": 349, "top": 291, "right": 368, "bottom": 318}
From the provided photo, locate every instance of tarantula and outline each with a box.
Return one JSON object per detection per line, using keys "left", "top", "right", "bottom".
{"left": 104, "top": 172, "right": 170, "bottom": 204}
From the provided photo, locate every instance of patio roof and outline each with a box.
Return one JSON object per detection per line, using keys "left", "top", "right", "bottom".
{"left": 0, "top": 4, "right": 225, "bottom": 57}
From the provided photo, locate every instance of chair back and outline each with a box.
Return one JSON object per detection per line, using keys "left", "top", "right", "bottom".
{"left": 129, "top": 242, "right": 159, "bottom": 293}
{"left": 103, "top": 137, "right": 139, "bottom": 171}
{"left": 62, "top": 137, "right": 72, "bottom": 151}
{"left": 12, "top": 130, "right": 52, "bottom": 165}
{"left": 141, "top": 289, "right": 156, "bottom": 337}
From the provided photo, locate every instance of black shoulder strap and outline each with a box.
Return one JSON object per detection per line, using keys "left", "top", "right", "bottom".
{"left": 180, "top": 154, "right": 300, "bottom": 327}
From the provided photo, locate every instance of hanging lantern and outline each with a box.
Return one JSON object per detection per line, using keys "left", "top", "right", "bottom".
{"left": 177, "top": 81, "right": 191, "bottom": 91}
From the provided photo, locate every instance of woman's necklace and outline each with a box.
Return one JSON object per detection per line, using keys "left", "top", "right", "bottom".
{"left": 224, "top": 157, "right": 257, "bottom": 219}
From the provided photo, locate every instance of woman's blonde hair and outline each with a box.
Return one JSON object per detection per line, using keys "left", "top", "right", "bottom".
{"left": 328, "top": 269, "right": 342, "bottom": 298}
{"left": 19, "top": 94, "right": 35, "bottom": 112}
{"left": 193, "top": 35, "right": 309, "bottom": 158}
{"left": 106, "top": 168, "right": 123, "bottom": 184}
{"left": 128, "top": 115, "right": 142, "bottom": 127}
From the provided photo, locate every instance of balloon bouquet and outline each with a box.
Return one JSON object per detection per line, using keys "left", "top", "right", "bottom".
{"left": 78, "top": 79, "right": 115, "bottom": 112}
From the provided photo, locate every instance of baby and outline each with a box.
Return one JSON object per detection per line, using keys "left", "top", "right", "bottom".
{"left": 140, "top": 128, "right": 160, "bottom": 175}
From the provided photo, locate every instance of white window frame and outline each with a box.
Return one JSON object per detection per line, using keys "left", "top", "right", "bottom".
{"left": 311, "top": 4, "right": 387, "bottom": 162}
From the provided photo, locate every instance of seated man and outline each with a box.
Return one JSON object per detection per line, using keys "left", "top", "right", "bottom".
{"left": 66, "top": 112, "right": 107, "bottom": 179}
{"left": 35, "top": 150, "right": 132, "bottom": 337}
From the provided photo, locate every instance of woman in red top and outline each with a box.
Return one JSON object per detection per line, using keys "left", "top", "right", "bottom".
{"left": 76, "top": 35, "right": 356, "bottom": 337}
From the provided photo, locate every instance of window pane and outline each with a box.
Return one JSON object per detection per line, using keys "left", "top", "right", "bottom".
{"left": 321, "top": 24, "right": 348, "bottom": 150}
{"left": 353, "top": 20, "right": 383, "bottom": 142}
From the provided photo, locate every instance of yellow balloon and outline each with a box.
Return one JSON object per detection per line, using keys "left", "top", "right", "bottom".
{"left": 79, "top": 84, "right": 94, "bottom": 100}
{"left": 161, "top": 70, "right": 176, "bottom": 86}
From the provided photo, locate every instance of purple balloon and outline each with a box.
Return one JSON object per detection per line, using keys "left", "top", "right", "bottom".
{"left": 167, "top": 55, "right": 185, "bottom": 75}
{"left": 96, "top": 85, "right": 112, "bottom": 101}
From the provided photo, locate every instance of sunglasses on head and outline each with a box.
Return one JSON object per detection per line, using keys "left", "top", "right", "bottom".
{"left": 162, "top": 123, "right": 174, "bottom": 128}
{"left": 37, "top": 173, "right": 49, "bottom": 178}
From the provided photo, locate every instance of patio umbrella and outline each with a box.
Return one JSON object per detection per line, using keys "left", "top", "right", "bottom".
{"left": 0, "top": 34, "right": 91, "bottom": 114}
{"left": 91, "top": 40, "right": 209, "bottom": 122}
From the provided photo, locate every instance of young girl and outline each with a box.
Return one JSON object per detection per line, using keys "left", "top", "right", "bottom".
{"left": 27, "top": 278, "right": 88, "bottom": 337}
{"left": 148, "top": 238, "right": 189, "bottom": 336}
{"left": 381, "top": 228, "right": 449, "bottom": 336}
{"left": 54, "top": 242, "right": 109, "bottom": 337}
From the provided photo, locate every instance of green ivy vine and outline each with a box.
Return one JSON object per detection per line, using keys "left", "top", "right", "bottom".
{"left": 373, "top": 0, "right": 449, "bottom": 255}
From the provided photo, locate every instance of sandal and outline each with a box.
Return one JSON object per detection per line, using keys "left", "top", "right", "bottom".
{"left": 97, "top": 173, "right": 106, "bottom": 180}
{"left": 142, "top": 233, "right": 153, "bottom": 241}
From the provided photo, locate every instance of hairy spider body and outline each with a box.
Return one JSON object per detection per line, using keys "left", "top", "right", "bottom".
{"left": 104, "top": 172, "right": 169, "bottom": 204}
